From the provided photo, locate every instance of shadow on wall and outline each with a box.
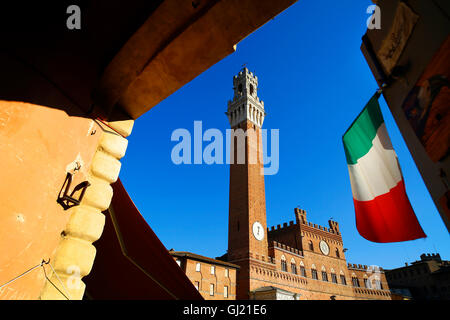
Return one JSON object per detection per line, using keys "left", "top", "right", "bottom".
{"left": 0, "top": 1, "right": 162, "bottom": 121}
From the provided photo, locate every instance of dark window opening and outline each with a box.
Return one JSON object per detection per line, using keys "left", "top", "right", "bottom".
{"left": 375, "top": 280, "right": 383, "bottom": 290}
{"left": 331, "top": 274, "right": 338, "bottom": 283}
{"left": 281, "top": 260, "right": 287, "bottom": 272}
{"left": 291, "top": 263, "right": 297, "bottom": 274}
{"left": 300, "top": 266, "right": 306, "bottom": 277}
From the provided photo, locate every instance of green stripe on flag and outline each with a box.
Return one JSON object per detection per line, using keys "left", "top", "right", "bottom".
{"left": 343, "top": 94, "right": 384, "bottom": 165}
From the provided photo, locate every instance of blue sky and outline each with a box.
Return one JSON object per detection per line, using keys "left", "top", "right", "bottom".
{"left": 120, "top": 0, "right": 449, "bottom": 270}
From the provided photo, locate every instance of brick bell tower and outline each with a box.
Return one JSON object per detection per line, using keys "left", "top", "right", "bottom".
{"left": 226, "top": 67, "right": 268, "bottom": 299}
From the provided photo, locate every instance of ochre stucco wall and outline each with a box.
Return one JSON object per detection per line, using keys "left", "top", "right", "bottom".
{"left": 0, "top": 101, "right": 101, "bottom": 299}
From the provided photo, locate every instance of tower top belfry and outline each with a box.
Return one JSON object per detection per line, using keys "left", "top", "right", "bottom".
{"left": 226, "top": 67, "right": 266, "bottom": 128}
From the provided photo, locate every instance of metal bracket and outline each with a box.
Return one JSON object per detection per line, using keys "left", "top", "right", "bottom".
{"left": 57, "top": 172, "right": 90, "bottom": 210}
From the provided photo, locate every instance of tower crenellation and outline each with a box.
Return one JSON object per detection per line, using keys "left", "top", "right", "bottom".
{"left": 269, "top": 209, "right": 342, "bottom": 239}
{"left": 328, "top": 220, "right": 340, "bottom": 235}
{"left": 294, "top": 207, "right": 307, "bottom": 224}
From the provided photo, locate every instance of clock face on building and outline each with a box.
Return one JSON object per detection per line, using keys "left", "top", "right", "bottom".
{"left": 252, "top": 221, "right": 264, "bottom": 241}
{"left": 319, "top": 240, "right": 330, "bottom": 255}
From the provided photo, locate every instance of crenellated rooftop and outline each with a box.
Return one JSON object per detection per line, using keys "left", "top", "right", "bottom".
{"left": 269, "top": 240, "right": 304, "bottom": 257}
{"left": 267, "top": 220, "right": 296, "bottom": 232}
{"left": 347, "top": 263, "right": 384, "bottom": 272}
{"left": 267, "top": 219, "right": 340, "bottom": 237}
{"left": 302, "top": 221, "right": 339, "bottom": 235}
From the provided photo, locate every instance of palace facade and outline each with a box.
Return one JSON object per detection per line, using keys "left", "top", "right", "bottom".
{"left": 175, "top": 68, "right": 392, "bottom": 300}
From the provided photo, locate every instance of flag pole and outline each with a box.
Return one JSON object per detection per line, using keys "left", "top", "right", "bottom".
{"left": 376, "top": 83, "right": 388, "bottom": 96}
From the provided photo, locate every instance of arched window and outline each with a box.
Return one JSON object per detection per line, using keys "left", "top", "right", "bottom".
{"left": 238, "top": 83, "right": 243, "bottom": 94}
{"left": 330, "top": 268, "right": 337, "bottom": 283}
{"left": 281, "top": 255, "right": 287, "bottom": 272}
{"left": 340, "top": 270, "right": 347, "bottom": 285}
{"left": 250, "top": 84, "right": 254, "bottom": 95}
{"left": 300, "top": 261, "right": 306, "bottom": 277}
{"left": 375, "top": 279, "right": 383, "bottom": 290}
{"left": 335, "top": 248, "right": 340, "bottom": 258}
{"left": 290, "top": 258, "right": 297, "bottom": 274}
{"left": 308, "top": 241, "right": 314, "bottom": 251}
{"left": 351, "top": 273, "right": 360, "bottom": 287}
{"left": 364, "top": 275, "right": 371, "bottom": 289}
{"left": 321, "top": 266, "right": 328, "bottom": 282}
{"left": 311, "top": 264, "right": 318, "bottom": 280}
{"left": 331, "top": 273, "right": 338, "bottom": 283}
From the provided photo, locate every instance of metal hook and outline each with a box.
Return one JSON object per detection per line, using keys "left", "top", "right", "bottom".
{"left": 57, "top": 173, "right": 90, "bottom": 210}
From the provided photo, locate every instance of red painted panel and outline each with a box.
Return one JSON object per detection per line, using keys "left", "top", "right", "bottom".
{"left": 84, "top": 179, "right": 203, "bottom": 300}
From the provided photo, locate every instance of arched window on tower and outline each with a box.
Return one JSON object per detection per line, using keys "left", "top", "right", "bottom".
{"left": 335, "top": 248, "right": 340, "bottom": 258}
{"left": 291, "top": 258, "right": 297, "bottom": 274}
{"left": 308, "top": 241, "right": 314, "bottom": 252}
{"left": 281, "top": 255, "right": 287, "bottom": 272}
{"left": 250, "top": 84, "right": 254, "bottom": 96}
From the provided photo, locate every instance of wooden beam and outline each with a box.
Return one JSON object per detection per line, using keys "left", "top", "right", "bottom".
{"left": 94, "top": 0, "right": 298, "bottom": 119}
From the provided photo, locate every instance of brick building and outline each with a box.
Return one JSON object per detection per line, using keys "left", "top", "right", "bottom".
{"left": 176, "top": 68, "right": 392, "bottom": 300}
{"left": 385, "top": 253, "right": 450, "bottom": 300}
{"left": 169, "top": 251, "right": 239, "bottom": 300}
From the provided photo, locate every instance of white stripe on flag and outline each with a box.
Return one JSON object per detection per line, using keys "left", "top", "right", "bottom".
{"left": 347, "top": 123, "right": 403, "bottom": 201}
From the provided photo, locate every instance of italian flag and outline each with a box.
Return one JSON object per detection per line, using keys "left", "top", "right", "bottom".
{"left": 342, "top": 94, "right": 426, "bottom": 243}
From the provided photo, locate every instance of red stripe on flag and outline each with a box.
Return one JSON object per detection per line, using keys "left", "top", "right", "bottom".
{"left": 353, "top": 180, "right": 426, "bottom": 243}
